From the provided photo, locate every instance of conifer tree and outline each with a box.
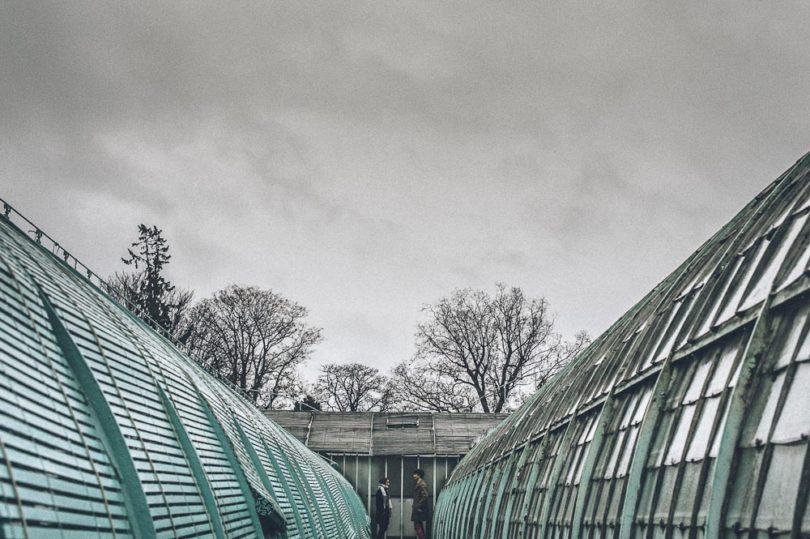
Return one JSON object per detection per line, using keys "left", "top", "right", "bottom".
{"left": 110, "top": 224, "right": 193, "bottom": 337}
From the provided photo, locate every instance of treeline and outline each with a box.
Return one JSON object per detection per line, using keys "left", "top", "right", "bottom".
{"left": 108, "top": 224, "right": 590, "bottom": 413}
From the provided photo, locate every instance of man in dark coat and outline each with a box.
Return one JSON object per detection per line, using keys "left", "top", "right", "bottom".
{"left": 411, "top": 469, "right": 429, "bottom": 539}
{"left": 374, "top": 477, "right": 392, "bottom": 539}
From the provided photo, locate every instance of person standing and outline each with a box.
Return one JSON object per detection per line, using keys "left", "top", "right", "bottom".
{"left": 411, "top": 469, "right": 430, "bottom": 539}
{"left": 374, "top": 477, "right": 392, "bottom": 539}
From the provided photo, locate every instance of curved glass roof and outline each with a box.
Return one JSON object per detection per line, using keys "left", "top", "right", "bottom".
{"left": 435, "top": 152, "right": 810, "bottom": 538}
{"left": 0, "top": 209, "right": 369, "bottom": 537}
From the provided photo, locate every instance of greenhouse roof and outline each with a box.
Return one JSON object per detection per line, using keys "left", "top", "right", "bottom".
{"left": 266, "top": 411, "right": 508, "bottom": 456}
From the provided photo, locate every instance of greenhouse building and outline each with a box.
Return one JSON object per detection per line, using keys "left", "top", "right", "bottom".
{"left": 0, "top": 203, "right": 369, "bottom": 537}
{"left": 433, "top": 153, "right": 810, "bottom": 538}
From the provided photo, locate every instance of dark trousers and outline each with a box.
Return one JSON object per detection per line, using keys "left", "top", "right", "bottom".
{"left": 375, "top": 511, "right": 390, "bottom": 539}
{"left": 414, "top": 521, "right": 426, "bottom": 539}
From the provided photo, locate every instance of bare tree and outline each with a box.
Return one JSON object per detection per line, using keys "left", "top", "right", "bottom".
{"left": 183, "top": 285, "right": 322, "bottom": 409}
{"left": 392, "top": 284, "right": 590, "bottom": 413}
{"left": 314, "top": 362, "right": 392, "bottom": 412}
{"left": 391, "top": 362, "right": 478, "bottom": 412}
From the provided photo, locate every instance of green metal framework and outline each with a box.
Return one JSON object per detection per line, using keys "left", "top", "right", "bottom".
{"left": 434, "top": 152, "right": 810, "bottom": 538}
{"left": 0, "top": 204, "right": 370, "bottom": 537}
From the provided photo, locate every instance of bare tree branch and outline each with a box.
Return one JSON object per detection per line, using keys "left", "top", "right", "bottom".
{"left": 391, "top": 284, "right": 590, "bottom": 413}
{"left": 182, "top": 285, "right": 321, "bottom": 409}
{"left": 314, "top": 362, "right": 392, "bottom": 412}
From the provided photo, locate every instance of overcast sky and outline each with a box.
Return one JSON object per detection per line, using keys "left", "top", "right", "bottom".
{"left": 2, "top": 2, "right": 809, "bottom": 382}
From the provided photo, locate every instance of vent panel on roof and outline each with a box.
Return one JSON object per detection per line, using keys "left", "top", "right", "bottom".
{"left": 386, "top": 414, "right": 420, "bottom": 428}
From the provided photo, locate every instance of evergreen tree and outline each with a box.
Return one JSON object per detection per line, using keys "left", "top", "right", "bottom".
{"left": 110, "top": 224, "right": 192, "bottom": 337}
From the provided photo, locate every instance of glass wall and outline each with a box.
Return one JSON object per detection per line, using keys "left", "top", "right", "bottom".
{"left": 434, "top": 152, "right": 810, "bottom": 537}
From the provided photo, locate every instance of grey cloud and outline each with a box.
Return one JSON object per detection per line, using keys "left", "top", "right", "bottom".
{"left": 2, "top": 1, "right": 809, "bottom": 375}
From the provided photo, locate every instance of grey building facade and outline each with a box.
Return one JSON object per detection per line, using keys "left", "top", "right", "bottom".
{"left": 267, "top": 411, "right": 507, "bottom": 538}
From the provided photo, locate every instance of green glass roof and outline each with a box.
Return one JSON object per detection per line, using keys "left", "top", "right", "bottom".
{"left": 0, "top": 207, "right": 369, "bottom": 537}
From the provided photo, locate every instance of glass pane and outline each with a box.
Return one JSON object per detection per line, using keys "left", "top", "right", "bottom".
{"left": 705, "top": 344, "right": 738, "bottom": 396}
{"left": 657, "top": 304, "right": 688, "bottom": 363}
{"left": 565, "top": 445, "right": 584, "bottom": 484}
{"left": 585, "top": 415, "right": 600, "bottom": 443}
{"left": 771, "top": 363, "right": 810, "bottom": 443}
{"left": 741, "top": 214, "right": 807, "bottom": 311}
{"left": 685, "top": 398, "right": 719, "bottom": 462}
{"left": 652, "top": 466, "right": 678, "bottom": 522}
{"left": 343, "top": 455, "right": 359, "bottom": 492}
{"left": 674, "top": 462, "right": 701, "bottom": 522}
{"left": 604, "top": 429, "right": 626, "bottom": 479}
{"left": 620, "top": 393, "right": 639, "bottom": 429}
{"left": 755, "top": 444, "right": 806, "bottom": 532}
{"left": 709, "top": 400, "right": 730, "bottom": 458}
{"left": 386, "top": 456, "right": 403, "bottom": 497}
{"left": 775, "top": 310, "right": 808, "bottom": 370}
{"left": 727, "top": 358, "right": 743, "bottom": 388}
{"left": 419, "top": 456, "right": 436, "bottom": 498}
{"left": 645, "top": 309, "right": 679, "bottom": 368}
{"left": 797, "top": 323, "right": 810, "bottom": 363}
{"left": 778, "top": 240, "right": 810, "bottom": 292}
{"left": 665, "top": 405, "right": 696, "bottom": 465}
{"left": 617, "top": 426, "right": 640, "bottom": 477}
{"left": 749, "top": 371, "right": 785, "bottom": 446}
{"left": 716, "top": 241, "right": 768, "bottom": 325}
{"left": 633, "top": 388, "right": 653, "bottom": 425}
{"left": 682, "top": 361, "right": 711, "bottom": 405}
{"left": 723, "top": 449, "right": 763, "bottom": 529}
{"left": 649, "top": 413, "right": 675, "bottom": 467}
{"left": 403, "top": 456, "right": 420, "bottom": 495}
{"left": 696, "top": 257, "right": 742, "bottom": 337}
{"left": 370, "top": 456, "right": 387, "bottom": 497}
{"left": 636, "top": 470, "right": 658, "bottom": 522}
{"left": 607, "top": 476, "right": 626, "bottom": 520}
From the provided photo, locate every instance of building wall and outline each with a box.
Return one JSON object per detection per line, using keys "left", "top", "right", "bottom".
{"left": 266, "top": 411, "right": 507, "bottom": 538}
{"left": 325, "top": 453, "right": 460, "bottom": 539}
{"left": 434, "top": 154, "right": 810, "bottom": 538}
